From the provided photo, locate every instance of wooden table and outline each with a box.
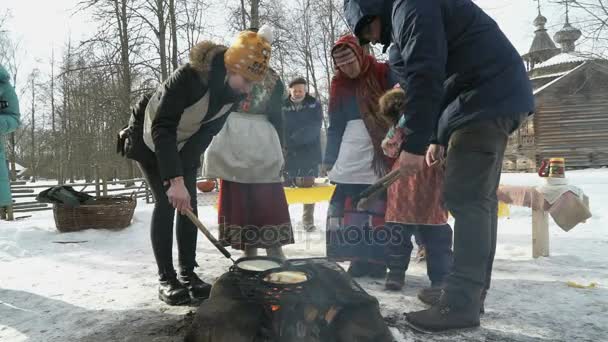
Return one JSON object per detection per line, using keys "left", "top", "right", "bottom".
{"left": 497, "top": 184, "right": 591, "bottom": 258}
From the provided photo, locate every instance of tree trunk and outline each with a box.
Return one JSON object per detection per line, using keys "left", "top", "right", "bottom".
{"left": 157, "top": 0, "right": 169, "bottom": 81}
{"left": 250, "top": 0, "right": 261, "bottom": 28}
{"left": 30, "top": 75, "right": 36, "bottom": 182}
{"left": 169, "top": 0, "right": 179, "bottom": 71}
{"left": 240, "top": 0, "right": 248, "bottom": 29}
{"left": 114, "top": 0, "right": 135, "bottom": 179}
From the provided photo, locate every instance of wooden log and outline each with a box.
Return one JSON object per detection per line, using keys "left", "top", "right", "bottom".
{"left": 10, "top": 181, "right": 26, "bottom": 186}
{"left": 13, "top": 207, "right": 53, "bottom": 213}
{"left": 10, "top": 189, "right": 35, "bottom": 194}
{"left": 12, "top": 193, "right": 39, "bottom": 199}
{"left": 532, "top": 209, "right": 550, "bottom": 258}
{"left": 13, "top": 203, "right": 49, "bottom": 210}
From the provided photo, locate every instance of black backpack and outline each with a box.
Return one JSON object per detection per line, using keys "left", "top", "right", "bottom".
{"left": 116, "top": 92, "right": 155, "bottom": 163}
{"left": 36, "top": 186, "right": 94, "bottom": 208}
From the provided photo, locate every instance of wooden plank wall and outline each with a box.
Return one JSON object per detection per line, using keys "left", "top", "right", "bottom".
{"left": 535, "top": 61, "right": 608, "bottom": 168}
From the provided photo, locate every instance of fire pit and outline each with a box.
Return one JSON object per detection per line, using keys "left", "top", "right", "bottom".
{"left": 184, "top": 258, "right": 394, "bottom": 342}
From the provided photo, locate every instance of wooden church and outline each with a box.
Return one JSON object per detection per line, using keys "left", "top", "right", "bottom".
{"left": 505, "top": 7, "right": 608, "bottom": 171}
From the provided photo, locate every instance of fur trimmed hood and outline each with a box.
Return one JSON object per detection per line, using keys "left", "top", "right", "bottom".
{"left": 189, "top": 41, "right": 228, "bottom": 81}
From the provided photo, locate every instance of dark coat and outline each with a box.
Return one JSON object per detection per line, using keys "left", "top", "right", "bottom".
{"left": 283, "top": 95, "right": 323, "bottom": 178}
{"left": 122, "top": 42, "right": 242, "bottom": 180}
{"left": 344, "top": 0, "right": 535, "bottom": 154}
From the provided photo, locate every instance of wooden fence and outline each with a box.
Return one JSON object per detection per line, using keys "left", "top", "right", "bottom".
{"left": 1, "top": 173, "right": 211, "bottom": 221}
{"left": 1, "top": 177, "right": 152, "bottom": 221}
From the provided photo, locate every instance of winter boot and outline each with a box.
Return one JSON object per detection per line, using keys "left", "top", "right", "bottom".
{"left": 406, "top": 290, "right": 481, "bottom": 332}
{"left": 159, "top": 276, "right": 191, "bottom": 306}
{"left": 417, "top": 286, "right": 443, "bottom": 306}
{"left": 385, "top": 269, "right": 405, "bottom": 291}
{"left": 266, "top": 246, "right": 287, "bottom": 261}
{"left": 347, "top": 260, "right": 369, "bottom": 278}
{"left": 385, "top": 255, "right": 407, "bottom": 291}
{"left": 179, "top": 270, "right": 212, "bottom": 300}
{"left": 419, "top": 287, "right": 488, "bottom": 314}
{"left": 367, "top": 263, "right": 388, "bottom": 279}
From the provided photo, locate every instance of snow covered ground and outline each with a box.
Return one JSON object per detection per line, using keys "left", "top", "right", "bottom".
{"left": 1, "top": 171, "right": 607, "bottom": 341}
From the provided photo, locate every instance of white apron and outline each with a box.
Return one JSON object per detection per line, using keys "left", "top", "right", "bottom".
{"left": 203, "top": 112, "right": 284, "bottom": 183}
{"left": 328, "top": 119, "right": 378, "bottom": 185}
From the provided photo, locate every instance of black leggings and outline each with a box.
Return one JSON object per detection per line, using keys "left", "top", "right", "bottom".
{"left": 137, "top": 119, "right": 226, "bottom": 280}
{"left": 138, "top": 161, "right": 199, "bottom": 280}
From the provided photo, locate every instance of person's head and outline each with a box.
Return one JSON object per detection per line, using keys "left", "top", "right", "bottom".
{"left": 357, "top": 16, "right": 383, "bottom": 45}
{"left": 343, "top": 0, "right": 392, "bottom": 48}
{"left": 288, "top": 77, "right": 308, "bottom": 102}
{"left": 224, "top": 25, "right": 274, "bottom": 94}
{"left": 378, "top": 87, "right": 406, "bottom": 126}
{"left": 332, "top": 43, "right": 361, "bottom": 79}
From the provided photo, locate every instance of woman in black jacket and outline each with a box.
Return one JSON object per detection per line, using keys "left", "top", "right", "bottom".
{"left": 120, "top": 29, "right": 273, "bottom": 305}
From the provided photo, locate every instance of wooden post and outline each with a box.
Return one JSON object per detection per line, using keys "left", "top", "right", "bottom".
{"left": 94, "top": 165, "right": 100, "bottom": 197}
{"left": 102, "top": 178, "right": 108, "bottom": 197}
{"left": 145, "top": 181, "right": 150, "bottom": 204}
{"left": 532, "top": 209, "right": 550, "bottom": 258}
{"left": 3, "top": 205, "right": 14, "bottom": 221}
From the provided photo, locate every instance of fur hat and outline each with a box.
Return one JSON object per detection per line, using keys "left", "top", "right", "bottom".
{"left": 224, "top": 25, "right": 274, "bottom": 82}
{"left": 378, "top": 88, "right": 406, "bottom": 126}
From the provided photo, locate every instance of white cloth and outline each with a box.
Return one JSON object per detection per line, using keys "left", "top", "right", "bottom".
{"left": 328, "top": 119, "right": 378, "bottom": 185}
{"left": 538, "top": 183, "right": 585, "bottom": 205}
{"left": 203, "top": 112, "right": 284, "bottom": 184}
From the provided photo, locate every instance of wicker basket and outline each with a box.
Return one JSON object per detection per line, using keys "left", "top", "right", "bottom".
{"left": 53, "top": 196, "right": 137, "bottom": 232}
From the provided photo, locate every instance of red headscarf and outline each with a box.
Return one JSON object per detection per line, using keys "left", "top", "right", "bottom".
{"left": 329, "top": 35, "right": 392, "bottom": 176}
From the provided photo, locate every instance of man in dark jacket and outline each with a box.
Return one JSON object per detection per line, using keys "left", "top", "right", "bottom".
{"left": 344, "top": 0, "right": 535, "bottom": 332}
{"left": 283, "top": 77, "right": 323, "bottom": 232}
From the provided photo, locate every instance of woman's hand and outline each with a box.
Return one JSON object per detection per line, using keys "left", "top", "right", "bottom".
{"left": 425, "top": 144, "right": 445, "bottom": 167}
{"left": 166, "top": 177, "right": 192, "bottom": 214}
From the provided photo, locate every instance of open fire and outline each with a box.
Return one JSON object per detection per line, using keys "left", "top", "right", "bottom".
{"left": 184, "top": 258, "right": 394, "bottom": 342}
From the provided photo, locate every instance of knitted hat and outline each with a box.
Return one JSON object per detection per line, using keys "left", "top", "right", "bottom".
{"left": 224, "top": 25, "right": 273, "bottom": 82}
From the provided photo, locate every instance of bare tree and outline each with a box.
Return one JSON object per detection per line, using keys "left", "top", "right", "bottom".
{"left": 570, "top": 0, "right": 608, "bottom": 54}
{"left": 169, "top": 0, "right": 179, "bottom": 71}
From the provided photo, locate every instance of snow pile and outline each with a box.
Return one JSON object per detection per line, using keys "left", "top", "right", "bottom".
{"left": 1, "top": 171, "right": 607, "bottom": 341}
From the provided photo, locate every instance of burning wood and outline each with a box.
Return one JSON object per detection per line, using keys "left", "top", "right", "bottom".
{"left": 184, "top": 258, "right": 394, "bottom": 342}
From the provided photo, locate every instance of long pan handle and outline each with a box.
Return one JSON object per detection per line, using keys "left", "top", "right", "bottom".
{"left": 354, "top": 169, "right": 401, "bottom": 200}
{"left": 354, "top": 169, "right": 402, "bottom": 211}
{"left": 184, "top": 209, "right": 235, "bottom": 262}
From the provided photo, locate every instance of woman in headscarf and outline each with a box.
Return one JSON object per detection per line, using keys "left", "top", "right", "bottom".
{"left": 203, "top": 26, "right": 294, "bottom": 260}
{"left": 324, "top": 35, "right": 394, "bottom": 278}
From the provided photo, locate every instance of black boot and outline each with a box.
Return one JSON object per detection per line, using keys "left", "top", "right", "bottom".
{"left": 385, "top": 269, "right": 405, "bottom": 291}
{"left": 347, "top": 260, "right": 369, "bottom": 278}
{"left": 179, "top": 270, "right": 212, "bottom": 300}
{"left": 367, "top": 263, "right": 387, "bottom": 279}
{"left": 418, "top": 287, "right": 487, "bottom": 314}
{"left": 417, "top": 286, "right": 443, "bottom": 305}
{"left": 385, "top": 255, "right": 407, "bottom": 291}
{"left": 406, "top": 290, "right": 481, "bottom": 333}
{"left": 159, "top": 277, "right": 191, "bottom": 306}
